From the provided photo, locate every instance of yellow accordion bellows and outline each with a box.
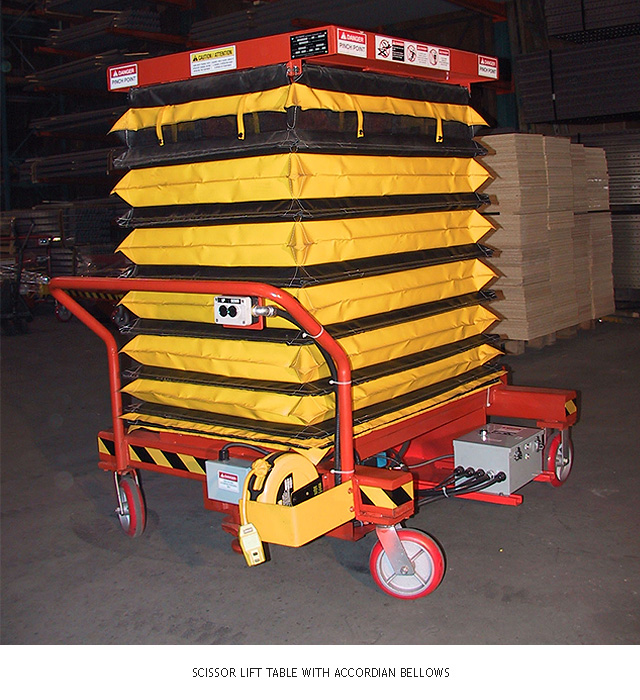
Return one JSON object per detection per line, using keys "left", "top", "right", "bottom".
{"left": 112, "top": 66, "right": 500, "bottom": 451}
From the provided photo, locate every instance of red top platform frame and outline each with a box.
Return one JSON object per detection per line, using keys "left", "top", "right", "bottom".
{"left": 107, "top": 25, "right": 499, "bottom": 92}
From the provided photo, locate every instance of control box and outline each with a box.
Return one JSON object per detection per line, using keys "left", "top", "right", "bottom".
{"left": 214, "top": 296, "right": 254, "bottom": 326}
{"left": 453, "top": 424, "right": 545, "bottom": 496}
{"left": 213, "top": 295, "right": 264, "bottom": 330}
{"left": 205, "top": 457, "right": 253, "bottom": 504}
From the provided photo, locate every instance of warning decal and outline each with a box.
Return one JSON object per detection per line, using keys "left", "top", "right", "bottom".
{"left": 109, "top": 64, "right": 138, "bottom": 90}
{"left": 218, "top": 470, "right": 240, "bottom": 493}
{"left": 419, "top": 44, "right": 450, "bottom": 71}
{"left": 375, "top": 35, "right": 450, "bottom": 71}
{"left": 190, "top": 46, "right": 237, "bottom": 76}
{"left": 478, "top": 55, "right": 499, "bottom": 79}
{"left": 336, "top": 28, "right": 367, "bottom": 58}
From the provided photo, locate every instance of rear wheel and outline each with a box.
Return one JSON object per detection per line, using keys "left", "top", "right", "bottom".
{"left": 546, "top": 432, "right": 573, "bottom": 487}
{"left": 369, "top": 528, "right": 445, "bottom": 599}
{"left": 116, "top": 475, "right": 146, "bottom": 537}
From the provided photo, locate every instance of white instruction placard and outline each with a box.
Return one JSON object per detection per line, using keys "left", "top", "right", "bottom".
{"left": 190, "top": 46, "right": 237, "bottom": 76}
{"left": 415, "top": 44, "right": 450, "bottom": 71}
{"left": 375, "top": 35, "right": 450, "bottom": 71}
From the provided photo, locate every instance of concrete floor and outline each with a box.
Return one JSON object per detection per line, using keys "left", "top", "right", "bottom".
{"left": 2, "top": 308, "right": 639, "bottom": 646}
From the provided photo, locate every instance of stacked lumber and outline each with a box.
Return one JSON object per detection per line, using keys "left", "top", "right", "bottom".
{"left": 480, "top": 133, "right": 614, "bottom": 342}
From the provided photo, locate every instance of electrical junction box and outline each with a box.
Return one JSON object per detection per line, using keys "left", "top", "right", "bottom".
{"left": 205, "top": 457, "right": 253, "bottom": 504}
{"left": 453, "top": 424, "right": 545, "bottom": 496}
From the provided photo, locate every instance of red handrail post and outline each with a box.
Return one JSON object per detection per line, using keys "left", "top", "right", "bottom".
{"left": 49, "top": 285, "right": 129, "bottom": 475}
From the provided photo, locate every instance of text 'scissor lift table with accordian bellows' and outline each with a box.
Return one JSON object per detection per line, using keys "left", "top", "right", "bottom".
{"left": 49, "top": 26, "right": 578, "bottom": 599}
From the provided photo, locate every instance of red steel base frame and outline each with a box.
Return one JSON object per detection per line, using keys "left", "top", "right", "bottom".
{"left": 96, "top": 371, "right": 577, "bottom": 543}
{"left": 51, "top": 274, "right": 578, "bottom": 545}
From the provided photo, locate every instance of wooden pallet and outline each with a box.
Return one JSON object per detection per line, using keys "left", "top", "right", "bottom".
{"left": 501, "top": 319, "right": 596, "bottom": 355}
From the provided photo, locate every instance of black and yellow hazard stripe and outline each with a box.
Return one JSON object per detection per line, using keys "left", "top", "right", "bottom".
{"left": 98, "top": 436, "right": 116, "bottom": 460}
{"left": 97, "top": 435, "right": 206, "bottom": 475}
{"left": 358, "top": 481, "right": 414, "bottom": 510}
{"left": 70, "top": 290, "right": 124, "bottom": 302}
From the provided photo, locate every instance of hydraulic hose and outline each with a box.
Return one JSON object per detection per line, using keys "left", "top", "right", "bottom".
{"left": 218, "top": 442, "right": 271, "bottom": 462}
{"left": 269, "top": 307, "right": 346, "bottom": 483}
{"left": 415, "top": 466, "right": 466, "bottom": 495}
{"left": 406, "top": 453, "right": 455, "bottom": 469}
{"left": 418, "top": 470, "right": 506, "bottom": 506}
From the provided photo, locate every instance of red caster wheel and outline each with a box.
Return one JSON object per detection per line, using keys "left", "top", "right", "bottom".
{"left": 54, "top": 301, "right": 72, "bottom": 322}
{"left": 546, "top": 432, "right": 573, "bottom": 487}
{"left": 116, "top": 474, "right": 146, "bottom": 538}
{"left": 369, "top": 528, "right": 445, "bottom": 600}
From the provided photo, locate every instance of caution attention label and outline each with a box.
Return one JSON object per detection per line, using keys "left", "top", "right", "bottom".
{"left": 190, "top": 46, "right": 237, "bottom": 77}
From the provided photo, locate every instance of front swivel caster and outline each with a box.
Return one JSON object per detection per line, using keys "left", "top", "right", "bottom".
{"left": 369, "top": 526, "right": 445, "bottom": 599}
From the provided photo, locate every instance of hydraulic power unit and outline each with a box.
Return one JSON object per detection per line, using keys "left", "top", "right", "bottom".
{"left": 453, "top": 424, "right": 546, "bottom": 496}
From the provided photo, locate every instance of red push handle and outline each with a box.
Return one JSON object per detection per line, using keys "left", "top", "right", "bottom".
{"left": 48, "top": 276, "right": 355, "bottom": 478}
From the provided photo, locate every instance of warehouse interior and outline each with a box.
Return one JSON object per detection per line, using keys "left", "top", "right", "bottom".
{"left": 1, "top": 0, "right": 639, "bottom": 658}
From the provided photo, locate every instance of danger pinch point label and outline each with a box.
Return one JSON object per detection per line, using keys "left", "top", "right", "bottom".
{"left": 337, "top": 28, "right": 367, "bottom": 58}
{"left": 109, "top": 64, "right": 138, "bottom": 90}
{"left": 478, "top": 55, "right": 498, "bottom": 79}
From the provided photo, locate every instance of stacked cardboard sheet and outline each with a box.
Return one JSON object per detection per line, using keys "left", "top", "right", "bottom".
{"left": 572, "top": 213, "right": 593, "bottom": 323}
{"left": 585, "top": 147, "right": 610, "bottom": 212}
{"left": 482, "top": 133, "right": 548, "bottom": 215}
{"left": 483, "top": 212, "right": 554, "bottom": 339}
{"left": 589, "top": 212, "right": 616, "bottom": 317}
{"left": 570, "top": 143, "right": 589, "bottom": 213}
{"left": 480, "top": 134, "right": 613, "bottom": 341}
{"left": 547, "top": 209, "right": 579, "bottom": 329}
{"left": 544, "top": 136, "right": 575, "bottom": 212}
